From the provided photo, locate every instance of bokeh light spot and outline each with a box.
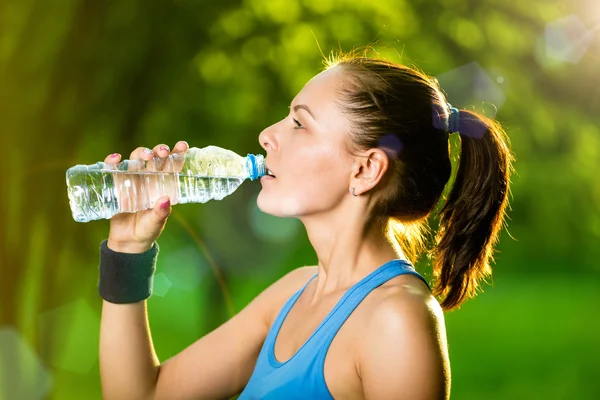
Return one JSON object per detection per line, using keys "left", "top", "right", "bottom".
{"left": 194, "top": 50, "right": 233, "bottom": 83}
{"left": 153, "top": 272, "right": 173, "bottom": 297}
{"left": 38, "top": 299, "right": 100, "bottom": 374}
{"left": 161, "top": 246, "right": 207, "bottom": 291}
{"left": 544, "top": 15, "right": 594, "bottom": 64}
{"left": 436, "top": 61, "right": 506, "bottom": 117}
{"left": 377, "top": 134, "right": 403, "bottom": 159}
{"left": 0, "top": 327, "right": 53, "bottom": 400}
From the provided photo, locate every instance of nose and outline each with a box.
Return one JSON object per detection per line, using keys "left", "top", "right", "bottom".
{"left": 258, "top": 122, "right": 279, "bottom": 152}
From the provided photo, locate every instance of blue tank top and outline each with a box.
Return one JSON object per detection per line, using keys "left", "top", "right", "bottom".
{"left": 238, "top": 259, "right": 430, "bottom": 399}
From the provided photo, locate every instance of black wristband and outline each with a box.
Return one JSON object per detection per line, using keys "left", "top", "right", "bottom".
{"left": 98, "top": 240, "right": 159, "bottom": 304}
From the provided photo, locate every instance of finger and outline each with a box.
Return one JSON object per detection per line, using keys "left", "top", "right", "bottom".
{"left": 153, "top": 144, "right": 170, "bottom": 158}
{"left": 149, "top": 144, "right": 170, "bottom": 172}
{"left": 148, "top": 195, "right": 172, "bottom": 227}
{"left": 104, "top": 153, "right": 126, "bottom": 205}
{"left": 127, "top": 146, "right": 155, "bottom": 172}
{"left": 104, "top": 153, "right": 121, "bottom": 164}
{"left": 129, "top": 146, "right": 155, "bottom": 161}
{"left": 168, "top": 140, "right": 189, "bottom": 173}
{"left": 172, "top": 140, "right": 189, "bottom": 153}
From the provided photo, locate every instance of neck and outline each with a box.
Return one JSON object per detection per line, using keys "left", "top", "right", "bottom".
{"left": 299, "top": 207, "right": 404, "bottom": 304}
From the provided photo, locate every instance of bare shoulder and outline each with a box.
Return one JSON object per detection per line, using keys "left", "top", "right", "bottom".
{"left": 366, "top": 273, "right": 447, "bottom": 350}
{"left": 374, "top": 273, "right": 445, "bottom": 328}
{"left": 358, "top": 274, "right": 450, "bottom": 399}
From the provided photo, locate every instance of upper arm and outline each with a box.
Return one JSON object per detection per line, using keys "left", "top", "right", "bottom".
{"left": 359, "top": 293, "right": 450, "bottom": 400}
{"left": 153, "top": 267, "right": 313, "bottom": 400}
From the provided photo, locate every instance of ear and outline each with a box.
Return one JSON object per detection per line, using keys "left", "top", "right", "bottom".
{"left": 349, "top": 148, "right": 390, "bottom": 196}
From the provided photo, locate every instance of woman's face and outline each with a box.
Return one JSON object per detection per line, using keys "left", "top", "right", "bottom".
{"left": 257, "top": 67, "right": 355, "bottom": 218}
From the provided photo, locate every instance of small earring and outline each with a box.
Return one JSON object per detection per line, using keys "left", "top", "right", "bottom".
{"left": 350, "top": 187, "right": 358, "bottom": 197}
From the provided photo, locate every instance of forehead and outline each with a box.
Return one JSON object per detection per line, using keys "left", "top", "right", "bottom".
{"left": 292, "top": 66, "right": 347, "bottom": 118}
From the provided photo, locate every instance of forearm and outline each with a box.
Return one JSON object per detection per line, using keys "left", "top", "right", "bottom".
{"left": 100, "top": 300, "right": 160, "bottom": 400}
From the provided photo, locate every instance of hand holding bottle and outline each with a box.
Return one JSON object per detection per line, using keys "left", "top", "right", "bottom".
{"left": 105, "top": 141, "right": 189, "bottom": 253}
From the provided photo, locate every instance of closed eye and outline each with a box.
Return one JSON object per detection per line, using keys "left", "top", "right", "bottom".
{"left": 292, "top": 117, "right": 304, "bottom": 129}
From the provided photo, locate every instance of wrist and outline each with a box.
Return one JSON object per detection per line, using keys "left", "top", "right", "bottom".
{"left": 107, "top": 238, "right": 154, "bottom": 254}
{"left": 98, "top": 240, "right": 159, "bottom": 304}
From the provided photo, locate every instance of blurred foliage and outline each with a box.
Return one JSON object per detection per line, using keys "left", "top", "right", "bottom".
{"left": 0, "top": 0, "right": 599, "bottom": 399}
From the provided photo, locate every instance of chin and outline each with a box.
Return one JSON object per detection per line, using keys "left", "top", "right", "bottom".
{"left": 257, "top": 193, "right": 304, "bottom": 218}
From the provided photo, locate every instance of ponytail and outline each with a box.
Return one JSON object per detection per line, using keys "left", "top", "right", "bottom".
{"left": 432, "top": 110, "right": 514, "bottom": 311}
{"left": 323, "top": 54, "right": 514, "bottom": 310}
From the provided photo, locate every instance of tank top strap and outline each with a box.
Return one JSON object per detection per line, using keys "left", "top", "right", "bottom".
{"left": 263, "top": 272, "right": 319, "bottom": 350}
{"left": 309, "top": 260, "right": 429, "bottom": 359}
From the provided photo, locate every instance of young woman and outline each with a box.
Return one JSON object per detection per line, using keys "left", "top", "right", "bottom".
{"left": 98, "top": 54, "right": 513, "bottom": 399}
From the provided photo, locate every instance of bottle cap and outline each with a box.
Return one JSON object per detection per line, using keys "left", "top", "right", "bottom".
{"left": 247, "top": 154, "right": 265, "bottom": 180}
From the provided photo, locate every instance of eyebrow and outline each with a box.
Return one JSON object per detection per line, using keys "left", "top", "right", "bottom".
{"left": 291, "top": 104, "right": 316, "bottom": 120}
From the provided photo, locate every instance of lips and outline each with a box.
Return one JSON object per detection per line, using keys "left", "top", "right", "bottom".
{"left": 265, "top": 164, "right": 276, "bottom": 178}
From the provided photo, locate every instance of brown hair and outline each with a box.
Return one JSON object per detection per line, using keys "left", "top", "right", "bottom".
{"left": 325, "top": 53, "right": 514, "bottom": 311}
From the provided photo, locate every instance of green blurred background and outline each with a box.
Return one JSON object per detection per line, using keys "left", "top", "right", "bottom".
{"left": 1, "top": 0, "right": 599, "bottom": 399}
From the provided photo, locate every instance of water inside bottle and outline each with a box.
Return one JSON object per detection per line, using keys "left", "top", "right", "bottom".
{"left": 67, "top": 168, "right": 244, "bottom": 222}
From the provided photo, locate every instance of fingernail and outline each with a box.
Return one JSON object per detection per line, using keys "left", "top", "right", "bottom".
{"left": 143, "top": 148, "right": 153, "bottom": 155}
{"left": 110, "top": 153, "right": 119, "bottom": 158}
{"left": 160, "top": 146, "right": 170, "bottom": 152}
{"left": 181, "top": 141, "right": 189, "bottom": 147}
{"left": 161, "top": 200, "right": 170, "bottom": 209}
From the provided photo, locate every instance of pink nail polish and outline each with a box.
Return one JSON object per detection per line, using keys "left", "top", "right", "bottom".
{"left": 161, "top": 200, "right": 170, "bottom": 209}
{"left": 161, "top": 146, "right": 169, "bottom": 152}
{"left": 110, "top": 153, "right": 119, "bottom": 158}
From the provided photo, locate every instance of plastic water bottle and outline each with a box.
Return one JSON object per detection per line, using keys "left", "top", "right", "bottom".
{"left": 66, "top": 145, "right": 266, "bottom": 223}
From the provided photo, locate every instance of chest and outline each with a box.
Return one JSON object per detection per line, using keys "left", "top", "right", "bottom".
{"left": 272, "top": 291, "right": 377, "bottom": 400}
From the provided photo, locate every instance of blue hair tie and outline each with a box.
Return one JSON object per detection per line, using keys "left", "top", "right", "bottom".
{"left": 448, "top": 104, "right": 460, "bottom": 133}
